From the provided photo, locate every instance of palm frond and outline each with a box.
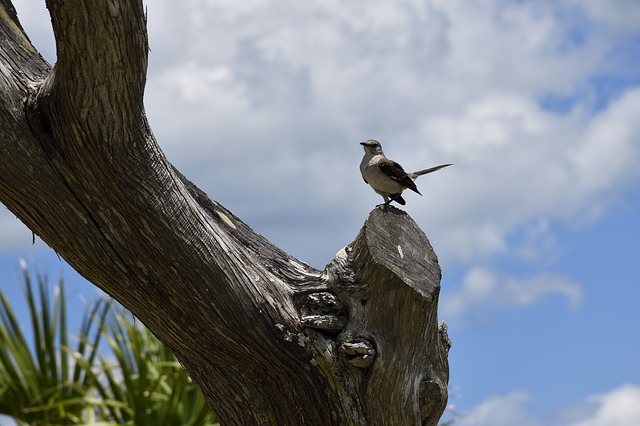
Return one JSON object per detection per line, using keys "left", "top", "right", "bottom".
{"left": 97, "top": 308, "right": 219, "bottom": 425}
{"left": 0, "top": 262, "right": 218, "bottom": 425}
{"left": 0, "top": 263, "right": 104, "bottom": 424}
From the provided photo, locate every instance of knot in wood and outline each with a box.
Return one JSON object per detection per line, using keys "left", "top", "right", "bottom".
{"left": 300, "top": 291, "right": 347, "bottom": 334}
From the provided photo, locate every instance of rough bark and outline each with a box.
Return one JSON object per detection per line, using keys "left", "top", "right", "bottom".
{"left": 0, "top": 1, "right": 450, "bottom": 425}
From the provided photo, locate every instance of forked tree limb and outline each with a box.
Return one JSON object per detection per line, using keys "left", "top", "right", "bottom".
{"left": 0, "top": 1, "right": 450, "bottom": 424}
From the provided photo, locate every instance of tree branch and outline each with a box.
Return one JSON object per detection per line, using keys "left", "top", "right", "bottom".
{"left": 45, "top": 0, "right": 148, "bottom": 144}
{"left": 0, "top": 2, "right": 450, "bottom": 424}
{"left": 320, "top": 206, "right": 450, "bottom": 425}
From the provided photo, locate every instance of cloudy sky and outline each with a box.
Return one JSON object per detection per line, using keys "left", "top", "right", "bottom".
{"left": 2, "top": 0, "right": 640, "bottom": 424}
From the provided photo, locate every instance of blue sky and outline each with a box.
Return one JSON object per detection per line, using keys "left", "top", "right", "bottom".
{"left": 3, "top": 1, "right": 640, "bottom": 424}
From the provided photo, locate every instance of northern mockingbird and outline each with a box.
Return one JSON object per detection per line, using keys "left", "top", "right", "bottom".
{"left": 359, "top": 139, "right": 451, "bottom": 205}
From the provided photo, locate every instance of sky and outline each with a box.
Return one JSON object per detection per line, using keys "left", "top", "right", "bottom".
{"left": 2, "top": 0, "right": 640, "bottom": 424}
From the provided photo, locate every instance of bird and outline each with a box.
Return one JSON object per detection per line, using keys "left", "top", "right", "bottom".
{"left": 359, "top": 139, "right": 451, "bottom": 205}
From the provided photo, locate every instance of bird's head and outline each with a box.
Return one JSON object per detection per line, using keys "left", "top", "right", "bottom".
{"left": 360, "top": 139, "right": 384, "bottom": 155}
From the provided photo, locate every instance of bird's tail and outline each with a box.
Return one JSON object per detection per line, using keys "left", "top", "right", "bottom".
{"left": 410, "top": 163, "right": 452, "bottom": 178}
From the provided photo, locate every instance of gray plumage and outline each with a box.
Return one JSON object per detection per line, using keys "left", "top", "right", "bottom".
{"left": 359, "top": 139, "right": 451, "bottom": 205}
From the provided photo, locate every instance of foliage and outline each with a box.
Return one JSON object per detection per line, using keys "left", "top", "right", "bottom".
{"left": 93, "top": 309, "right": 218, "bottom": 425}
{"left": 0, "top": 261, "right": 218, "bottom": 425}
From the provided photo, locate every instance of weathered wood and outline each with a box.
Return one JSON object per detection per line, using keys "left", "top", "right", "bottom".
{"left": 316, "top": 206, "right": 450, "bottom": 425}
{"left": 0, "top": 1, "right": 449, "bottom": 424}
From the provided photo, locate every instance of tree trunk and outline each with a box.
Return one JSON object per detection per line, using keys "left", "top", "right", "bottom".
{"left": 0, "top": 1, "right": 450, "bottom": 425}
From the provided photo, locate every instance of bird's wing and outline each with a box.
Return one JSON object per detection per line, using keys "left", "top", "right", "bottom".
{"left": 378, "top": 158, "right": 420, "bottom": 194}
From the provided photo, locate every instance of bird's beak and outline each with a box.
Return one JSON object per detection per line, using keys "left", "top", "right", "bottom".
{"left": 359, "top": 142, "right": 366, "bottom": 146}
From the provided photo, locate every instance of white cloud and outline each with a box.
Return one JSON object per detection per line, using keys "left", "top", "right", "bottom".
{"left": 457, "top": 391, "right": 540, "bottom": 426}
{"left": 441, "top": 267, "right": 583, "bottom": 317}
{"left": 139, "top": 0, "right": 640, "bottom": 268}
{"left": 420, "top": 88, "right": 640, "bottom": 265}
{"left": 572, "top": 0, "right": 640, "bottom": 32}
{"left": 564, "top": 384, "right": 640, "bottom": 426}
{"left": 458, "top": 385, "right": 640, "bottom": 426}
{"left": 5, "top": 1, "right": 640, "bottom": 272}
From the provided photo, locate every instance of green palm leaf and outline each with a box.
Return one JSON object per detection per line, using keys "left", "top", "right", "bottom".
{"left": 0, "top": 261, "right": 218, "bottom": 425}
{"left": 0, "top": 262, "right": 104, "bottom": 425}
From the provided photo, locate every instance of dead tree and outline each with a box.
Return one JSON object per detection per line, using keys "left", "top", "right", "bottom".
{"left": 0, "top": 1, "right": 450, "bottom": 424}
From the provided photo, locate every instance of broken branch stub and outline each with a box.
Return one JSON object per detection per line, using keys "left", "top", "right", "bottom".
{"left": 303, "top": 206, "right": 450, "bottom": 425}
